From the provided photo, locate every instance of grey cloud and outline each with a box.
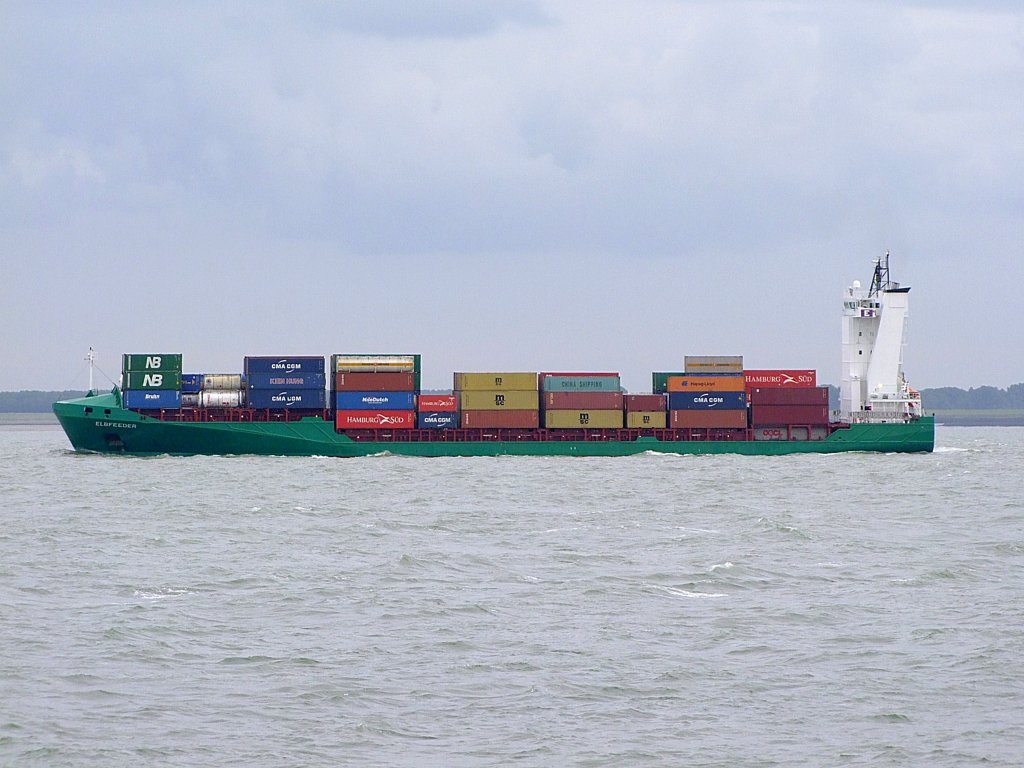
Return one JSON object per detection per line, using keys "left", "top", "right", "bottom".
{"left": 1, "top": 1, "right": 1022, "bottom": 389}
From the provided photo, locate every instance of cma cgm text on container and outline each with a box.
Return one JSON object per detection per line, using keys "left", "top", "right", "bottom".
{"left": 244, "top": 357, "right": 326, "bottom": 375}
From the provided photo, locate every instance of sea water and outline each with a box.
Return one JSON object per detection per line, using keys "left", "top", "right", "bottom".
{"left": 1, "top": 426, "right": 1022, "bottom": 767}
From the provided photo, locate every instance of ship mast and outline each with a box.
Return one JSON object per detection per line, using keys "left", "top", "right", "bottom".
{"left": 868, "top": 251, "right": 892, "bottom": 297}
{"left": 86, "top": 347, "right": 95, "bottom": 395}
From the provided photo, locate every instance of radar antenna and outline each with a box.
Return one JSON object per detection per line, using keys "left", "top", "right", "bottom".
{"left": 869, "top": 251, "right": 891, "bottom": 297}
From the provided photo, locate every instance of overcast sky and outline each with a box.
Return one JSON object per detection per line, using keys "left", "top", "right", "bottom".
{"left": 2, "top": 1, "right": 1021, "bottom": 392}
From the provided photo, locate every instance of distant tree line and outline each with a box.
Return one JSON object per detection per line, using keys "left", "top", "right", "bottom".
{"left": 919, "top": 384, "right": 1024, "bottom": 410}
{"left": 0, "top": 391, "right": 88, "bottom": 412}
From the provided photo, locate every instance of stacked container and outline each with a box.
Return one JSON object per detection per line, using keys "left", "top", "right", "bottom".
{"left": 540, "top": 372, "right": 623, "bottom": 429}
{"left": 198, "top": 373, "right": 245, "bottom": 408}
{"left": 652, "top": 372, "right": 686, "bottom": 395}
{"left": 667, "top": 372, "right": 747, "bottom": 429}
{"left": 454, "top": 372, "right": 539, "bottom": 429}
{"left": 417, "top": 394, "right": 459, "bottom": 429}
{"left": 744, "top": 369, "right": 817, "bottom": 389}
{"left": 121, "top": 354, "right": 182, "bottom": 410}
{"left": 748, "top": 386, "right": 829, "bottom": 427}
{"left": 333, "top": 354, "right": 420, "bottom": 430}
{"left": 684, "top": 355, "right": 744, "bottom": 374}
{"left": 180, "top": 373, "right": 203, "bottom": 407}
{"left": 624, "top": 394, "right": 667, "bottom": 429}
{"left": 245, "top": 356, "right": 326, "bottom": 410}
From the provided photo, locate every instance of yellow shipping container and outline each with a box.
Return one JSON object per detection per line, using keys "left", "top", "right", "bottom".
{"left": 458, "top": 390, "right": 539, "bottom": 411}
{"left": 334, "top": 355, "right": 417, "bottom": 373}
{"left": 684, "top": 355, "right": 743, "bottom": 374}
{"left": 626, "top": 411, "right": 667, "bottom": 429}
{"left": 454, "top": 372, "right": 538, "bottom": 391}
{"left": 544, "top": 410, "right": 623, "bottom": 429}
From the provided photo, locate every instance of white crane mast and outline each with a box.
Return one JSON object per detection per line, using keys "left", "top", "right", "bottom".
{"left": 841, "top": 253, "right": 922, "bottom": 423}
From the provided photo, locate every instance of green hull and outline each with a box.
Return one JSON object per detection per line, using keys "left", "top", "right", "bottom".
{"left": 54, "top": 392, "right": 935, "bottom": 456}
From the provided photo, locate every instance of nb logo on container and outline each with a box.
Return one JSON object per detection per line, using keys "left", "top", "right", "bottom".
{"left": 146, "top": 356, "right": 162, "bottom": 369}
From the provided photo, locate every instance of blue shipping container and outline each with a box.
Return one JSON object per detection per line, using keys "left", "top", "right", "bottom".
{"left": 418, "top": 411, "right": 459, "bottom": 429}
{"left": 244, "top": 356, "right": 325, "bottom": 375}
{"left": 335, "top": 391, "right": 417, "bottom": 411}
{"left": 123, "top": 390, "right": 182, "bottom": 409}
{"left": 248, "top": 389, "right": 328, "bottom": 409}
{"left": 246, "top": 372, "right": 326, "bottom": 390}
{"left": 667, "top": 391, "right": 747, "bottom": 410}
{"left": 180, "top": 374, "right": 203, "bottom": 393}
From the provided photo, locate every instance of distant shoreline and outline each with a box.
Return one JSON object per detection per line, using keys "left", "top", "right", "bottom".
{"left": 0, "top": 413, "right": 60, "bottom": 426}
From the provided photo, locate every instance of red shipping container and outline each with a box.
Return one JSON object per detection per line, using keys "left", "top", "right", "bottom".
{"left": 748, "top": 387, "right": 829, "bottom": 406}
{"left": 750, "top": 404, "right": 829, "bottom": 425}
{"left": 625, "top": 394, "right": 667, "bottom": 411}
{"left": 671, "top": 410, "right": 748, "bottom": 429}
{"left": 744, "top": 370, "right": 817, "bottom": 388}
{"left": 418, "top": 394, "right": 458, "bottom": 412}
{"left": 542, "top": 391, "right": 623, "bottom": 410}
{"left": 335, "top": 410, "right": 416, "bottom": 429}
{"left": 461, "top": 409, "right": 539, "bottom": 429}
{"left": 334, "top": 372, "right": 416, "bottom": 391}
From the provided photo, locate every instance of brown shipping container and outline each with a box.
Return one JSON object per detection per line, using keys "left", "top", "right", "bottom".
{"left": 454, "top": 372, "right": 538, "bottom": 391}
{"left": 671, "top": 409, "right": 748, "bottom": 429}
{"left": 748, "top": 386, "right": 829, "bottom": 406}
{"left": 750, "top": 404, "right": 829, "bottom": 425}
{"left": 626, "top": 411, "right": 667, "bottom": 429}
{"left": 459, "top": 390, "right": 539, "bottom": 410}
{"left": 460, "top": 409, "right": 540, "bottom": 429}
{"left": 684, "top": 355, "right": 743, "bottom": 374}
{"left": 625, "top": 394, "right": 667, "bottom": 411}
{"left": 667, "top": 375, "right": 745, "bottom": 392}
{"left": 544, "top": 410, "right": 623, "bottom": 429}
{"left": 542, "top": 391, "right": 623, "bottom": 410}
{"left": 744, "top": 369, "right": 817, "bottom": 388}
{"left": 334, "top": 372, "right": 416, "bottom": 391}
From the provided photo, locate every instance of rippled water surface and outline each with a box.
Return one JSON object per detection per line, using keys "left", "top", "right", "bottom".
{"left": 2, "top": 426, "right": 1023, "bottom": 766}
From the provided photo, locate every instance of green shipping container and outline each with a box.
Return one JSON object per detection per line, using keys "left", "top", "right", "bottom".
{"left": 459, "top": 390, "right": 539, "bottom": 410}
{"left": 122, "top": 354, "right": 183, "bottom": 373}
{"left": 123, "top": 370, "right": 183, "bottom": 390}
{"left": 544, "top": 410, "right": 624, "bottom": 429}
{"left": 652, "top": 372, "right": 686, "bottom": 394}
{"left": 540, "top": 375, "right": 621, "bottom": 392}
{"left": 454, "top": 372, "right": 538, "bottom": 391}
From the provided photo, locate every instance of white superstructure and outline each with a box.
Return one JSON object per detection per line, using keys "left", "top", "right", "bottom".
{"left": 841, "top": 253, "right": 922, "bottom": 423}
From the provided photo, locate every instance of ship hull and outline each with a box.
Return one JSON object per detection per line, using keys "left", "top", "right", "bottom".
{"left": 54, "top": 393, "right": 935, "bottom": 457}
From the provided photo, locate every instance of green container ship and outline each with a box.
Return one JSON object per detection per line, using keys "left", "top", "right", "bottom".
{"left": 53, "top": 256, "right": 935, "bottom": 456}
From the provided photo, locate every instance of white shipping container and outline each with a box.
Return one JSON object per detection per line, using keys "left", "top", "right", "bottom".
{"left": 203, "top": 374, "right": 243, "bottom": 390}
{"left": 199, "top": 390, "right": 243, "bottom": 408}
